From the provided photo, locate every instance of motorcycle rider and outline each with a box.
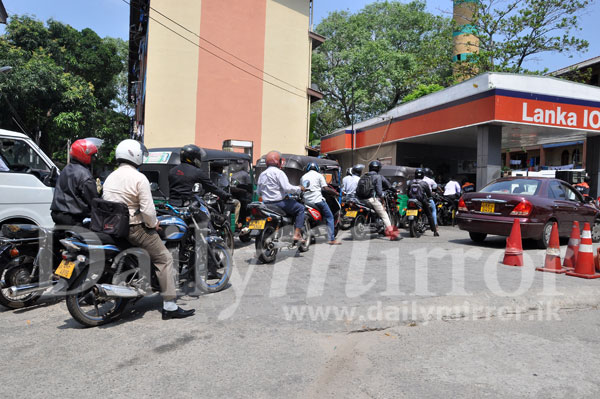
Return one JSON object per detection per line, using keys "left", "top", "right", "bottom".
{"left": 301, "top": 162, "right": 341, "bottom": 245}
{"left": 422, "top": 168, "right": 438, "bottom": 227}
{"left": 358, "top": 160, "right": 398, "bottom": 239}
{"left": 257, "top": 150, "right": 306, "bottom": 242}
{"left": 408, "top": 168, "right": 439, "bottom": 236}
{"left": 50, "top": 138, "right": 102, "bottom": 226}
{"left": 575, "top": 175, "right": 591, "bottom": 197}
{"left": 342, "top": 164, "right": 363, "bottom": 196}
{"left": 168, "top": 144, "right": 231, "bottom": 206}
{"left": 103, "top": 139, "right": 194, "bottom": 320}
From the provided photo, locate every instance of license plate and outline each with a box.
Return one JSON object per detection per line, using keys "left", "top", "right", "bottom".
{"left": 406, "top": 209, "right": 418, "bottom": 216}
{"left": 481, "top": 202, "right": 495, "bottom": 213}
{"left": 55, "top": 260, "right": 76, "bottom": 279}
{"left": 345, "top": 210, "right": 358, "bottom": 218}
{"left": 248, "top": 220, "right": 266, "bottom": 230}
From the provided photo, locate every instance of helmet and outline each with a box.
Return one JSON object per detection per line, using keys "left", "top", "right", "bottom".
{"left": 115, "top": 139, "right": 148, "bottom": 167}
{"left": 368, "top": 160, "right": 382, "bottom": 173}
{"left": 70, "top": 138, "right": 102, "bottom": 165}
{"left": 352, "top": 164, "right": 365, "bottom": 176}
{"left": 305, "top": 162, "right": 319, "bottom": 173}
{"left": 180, "top": 144, "right": 207, "bottom": 168}
{"left": 415, "top": 168, "right": 424, "bottom": 179}
{"left": 423, "top": 167, "right": 433, "bottom": 178}
{"left": 346, "top": 168, "right": 352, "bottom": 176}
{"left": 265, "top": 151, "right": 282, "bottom": 167}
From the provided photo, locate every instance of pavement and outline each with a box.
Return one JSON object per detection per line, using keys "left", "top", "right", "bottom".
{"left": 2, "top": 225, "right": 600, "bottom": 398}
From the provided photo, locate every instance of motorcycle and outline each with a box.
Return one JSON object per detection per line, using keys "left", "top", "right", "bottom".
{"left": 248, "top": 195, "right": 311, "bottom": 264}
{"left": 59, "top": 196, "right": 232, "bottom": 327}
{"left": 344, "top": 189, "right": 398, "bottom": 240}
{"left": 203, "top": 192, "right": 235, "bottom": 252}
{"left": 433, "top": 192, "right": 456, "bottom": 226}
{"left": 406, "top": 198, "right": 428, "bottom": 238}
{"left": 305, "top": 187, "right": 342, "bottom": 242}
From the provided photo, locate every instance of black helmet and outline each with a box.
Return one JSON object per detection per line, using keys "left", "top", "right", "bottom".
{"left": 423, "top": 167, "right": 433, "bottom": 178}
{"left": 180, "top": 144, "right": 206, "bottom": 168}
{"left": 346, "top": 168, "right": 352, "bottom": 176}
{"left": 415, "top": 168, "right": 424, "bottom": 179}
{"left": 352, "top": 164, "right": 365, "bottom": 176}
{"left": 305, "top": 162, "right": 319, "bottom": 173}
{"left": 368, "top": 160, "right": 382, "bottom": 173}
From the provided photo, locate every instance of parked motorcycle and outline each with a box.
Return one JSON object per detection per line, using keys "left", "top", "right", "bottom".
{"left": 433, "top": 193, "right": 456, "bottom": 226}
{"left": 59, "top": 196, "right": 232, "bottom": 327}
{"left": 248, "top": 196, "right": 311, "bottom": 264}
{"left": 203, "top": 192, "right": 235, "bottom": 252}
{"left": 406, "top": 198, "right": 428, "bottom": 237}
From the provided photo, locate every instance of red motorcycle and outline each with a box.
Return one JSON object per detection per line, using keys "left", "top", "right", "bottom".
{"left": 304, "top": 188, "right": 342, "bottom": 242}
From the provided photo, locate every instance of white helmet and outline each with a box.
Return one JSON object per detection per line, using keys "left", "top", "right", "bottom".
{"left": 115, "top": 139, "right": 148, "bottom": 167}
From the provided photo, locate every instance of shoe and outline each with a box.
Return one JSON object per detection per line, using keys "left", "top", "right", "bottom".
{"left": 328, "top": 240, "right": 342, "bottom": 245}
{"left": 162, "top": 306, "right": 195, "bottom": 320}
{"left": 434, "top": 231, "right": 440, "bottom": 237}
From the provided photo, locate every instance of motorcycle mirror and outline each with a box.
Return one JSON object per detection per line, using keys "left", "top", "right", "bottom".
{"left": 150, "top": 182, "right": 159, "bottom": 191}
{"left": 192, "top": 183, "right": 201, "bottom": 193}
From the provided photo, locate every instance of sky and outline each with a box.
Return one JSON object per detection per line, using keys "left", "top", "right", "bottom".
{"left": 0, "top": 0, "right": 598, "bottom": 72}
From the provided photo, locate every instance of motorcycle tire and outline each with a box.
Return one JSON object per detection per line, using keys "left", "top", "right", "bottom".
{"left": 223, "top": 225, "right": 235, "bottom": 253}
{"left": 197, "top": 243, "right": 233, "bottom": 293}
{"left": 298, "top": 220, "right": 311, "bottom": 253}
{"left": 351, "top": 214, "right": 368, "bottom": 241}
{"left": 0, "top": 256, "right": 41, "bottom": 309}
{"left": 256, "top": 225, "right": 279, "bottom": 264}
{"left": 66, "top": 290, "right": 129, "bottom": 327}
{"left": 409, "top": 218, "right": 422, "bottom": 238}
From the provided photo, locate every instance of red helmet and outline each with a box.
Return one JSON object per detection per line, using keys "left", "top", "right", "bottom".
{"left": 70, "top": 138, "right": 101, "bottom": 165}
{"left": 265, "top": 151, "right": 282, "bottom": 167}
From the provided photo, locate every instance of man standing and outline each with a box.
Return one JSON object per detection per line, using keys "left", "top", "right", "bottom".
{"left": 422, "top": 168, "right": 438, "bottom": 227}
{"left": 103, "top": 139, "right": 194, "bottom": 320}
{"left": 301, "top": 162, "right": 341, "bottom": 245}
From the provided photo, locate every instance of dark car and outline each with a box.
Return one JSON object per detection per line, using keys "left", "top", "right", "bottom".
{"left": 456, "top": 177, "right": 600, "bottom": 248}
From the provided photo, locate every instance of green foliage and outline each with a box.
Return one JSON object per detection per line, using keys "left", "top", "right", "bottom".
{"left": 401, "top": 83, "right": 444, "bottom": 103}
{"left": 462, "top": 0, "right": 591, "bottom": 74}
{"left": 311, "top": 1, "right": 454, "bottom": 140}
{"left": 0, "top": 15, "right": 129, "bottom": 168}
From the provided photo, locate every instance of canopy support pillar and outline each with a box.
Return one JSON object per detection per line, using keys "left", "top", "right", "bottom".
{"left": 476, "top": 125, "right": 502, "bottom": 190}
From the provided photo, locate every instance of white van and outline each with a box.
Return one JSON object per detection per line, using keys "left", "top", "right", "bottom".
{"left": 0, "top": 129, "right": 58, "bottom": 228}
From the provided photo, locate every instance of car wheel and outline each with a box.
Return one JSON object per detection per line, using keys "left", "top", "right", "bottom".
{"left": 592, "top": 219, "right": 600, "bottom": 243}
{"left": 537, "top": 221, "right": 555, "bottom": 249}
{"left": 468, "top": 232, "right": 487, "bottom": 243}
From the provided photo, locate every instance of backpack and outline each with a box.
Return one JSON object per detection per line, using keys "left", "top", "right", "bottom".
{"left": 90, "top": 198, "right": 130, "bottom": 238}
{"left": 356, "top": 174, "right": 375, "bottom": 199}
{"left": 408, "top": 181, "right": 425, "bottom": 201}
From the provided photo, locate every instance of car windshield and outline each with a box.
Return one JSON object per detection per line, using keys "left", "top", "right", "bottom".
{"left": 480, "top": 179, "right": 540, "bottom": 196}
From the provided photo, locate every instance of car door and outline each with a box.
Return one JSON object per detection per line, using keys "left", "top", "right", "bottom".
{"left": 547, "top": 181, "right": 574, "bottom": 236}
{"left": 561, "top": 182, "right": 597, "bottom": 228}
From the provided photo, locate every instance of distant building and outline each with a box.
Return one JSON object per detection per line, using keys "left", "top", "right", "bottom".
{"left": 128, "top": 0, "right": 323, "bottom": 160}
{"left": 0, "top": 1, "right": 8, "bottom": 24}
{"left": 551, "top": 56, "right": 600, "bottom": 87}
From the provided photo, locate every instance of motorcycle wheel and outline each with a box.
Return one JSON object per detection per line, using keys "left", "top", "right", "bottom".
{"left": 409, "top": 217, "right": 422, "bottom": 238}
{"left": 239, "top": 231, "right": 252, "bottom": 243}
{"left": 351, "top": 214, "right": 368, "bottom": 240}
{"left": 256, "top": 225, "right": 279, "bottom": 264}
{"left": 66, "top": 289, "right": 129, "bottom": 327}
{"left": 197, "top": 243, "right": 233, "bottom": 293}
{"left": 0, "top": 256, "right": 41, "bottom": 309}
{"left": 223, "top": 225, "right": 235, "bottom": 253}
{"left": 298, "top": 220, "right": 311, "bottom": 253}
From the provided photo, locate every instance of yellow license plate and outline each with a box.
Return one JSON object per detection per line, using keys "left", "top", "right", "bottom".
{"left": 248, "top": 220, "right": 266, "bottom": 230}
{"left": 481, "top": 202, "right": 495, "bottom": 213}
{"left": 345, "top": 210, "right": 358, "bottom": 218}
{"left": 55, "top": 260, "right": 76, "bottom": 279}
{"left": 406, "top": 209, "right": 418, "bottom": 216}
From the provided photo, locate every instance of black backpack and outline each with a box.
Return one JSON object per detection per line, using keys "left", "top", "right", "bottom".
{"left": 90, "top": 198, "right": 130, "bottom": 238}
{"left": 408, "top": 181, "right": 425, "bottom": 201}
{"left": 356, "top": 174, "right": 375, "bottom": 199}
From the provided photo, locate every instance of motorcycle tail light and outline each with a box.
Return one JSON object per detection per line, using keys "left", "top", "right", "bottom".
{"left": 251, "top": 207, "right": 261, "bottom": 216}
{"left": 267, "top": 217, "right": 273, "bottom": 222}
{"left": 458, "top": 197, "right": 467, "bottom": 212}
{"left": 510, "top": 200, "right": 532, "bottom": 216}
{"left": 246, "top": 216, "right": 251, "bottom": 222}
{"left": 9, "top": 247, "right": 19, "bottom": 258}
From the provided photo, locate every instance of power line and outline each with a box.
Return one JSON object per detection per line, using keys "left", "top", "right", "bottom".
{"left": 122, "top": 0, "right": 307, "bottom": 100}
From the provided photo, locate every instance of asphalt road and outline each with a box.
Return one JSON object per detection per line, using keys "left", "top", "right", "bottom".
{"left": 2, "top": 226, "right": 600, "bottom": 398}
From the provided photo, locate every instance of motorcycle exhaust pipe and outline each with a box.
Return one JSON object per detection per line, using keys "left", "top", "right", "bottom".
{"left": 7, "top": 280, "right": 58, "bottom": 297}
{"left": 96, "top": 284, "right": 141, "bottom": 299}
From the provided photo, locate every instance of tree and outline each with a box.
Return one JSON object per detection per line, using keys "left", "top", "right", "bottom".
{"left": 0, "top": 16, "right": 129, "bottom": 167}
{"left": 459, "top": 0, "right": 591, "bottom": 74}
{"left": 311, "top": 1, "right": 454, "bottom": 139}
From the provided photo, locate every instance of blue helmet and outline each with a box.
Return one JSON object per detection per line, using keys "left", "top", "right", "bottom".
{"left": 305, "top": 162, "right": 320, "bottom": 173}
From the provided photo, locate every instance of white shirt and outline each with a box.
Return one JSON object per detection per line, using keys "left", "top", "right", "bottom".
{"left": 301, "top": 170, "right": 327, "bottom": 205}
{"left": 444, "top": 180, "right": 461, "bottom": 196}
{"left": 342, "top": 175, "right": 360, "bottom": 195}
{"left": 257, "top": 166, "right": 301, "bottom": 202}
{"left": 102, "top": 164, "right": 158, "bottom": 228}
{"left": 423, "top": 176, "right": 437, "bottom": 191}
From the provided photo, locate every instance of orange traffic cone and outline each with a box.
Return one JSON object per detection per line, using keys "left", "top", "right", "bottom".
{"left": 503, "top": 219, "right": 523, "bottom": 266}
{"left": 566, "top": 223, "right": 600, "bottom": 279}
{"left": 536, "top": 222, "right": 566, "bottom": 274}
{"left": 562, "top": 221, "right": 580, "bottom": 271}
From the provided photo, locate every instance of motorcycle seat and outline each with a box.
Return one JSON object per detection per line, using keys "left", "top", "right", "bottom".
{"left": 74, "top": 231, "right": 131, "bottom": 251}
{"left": 264, "top": 205, "right": 287, "bottom": 216}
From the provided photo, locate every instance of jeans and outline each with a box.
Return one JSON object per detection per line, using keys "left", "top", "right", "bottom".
{"left": 429, "top": 198, "right": 437, "bottom": 226}
{"left": 266, "top": 198, "right": 305, "bottom": 229}
{"left": 314, "top": 200, "right": 335, "bottom": 241}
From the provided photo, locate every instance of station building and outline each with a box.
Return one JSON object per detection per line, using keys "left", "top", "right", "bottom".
{"left": 320, "top": 72, "right": 600, "bottom": 195}
{"left": 128, "top": 0, "right": 323, "bottom": 161}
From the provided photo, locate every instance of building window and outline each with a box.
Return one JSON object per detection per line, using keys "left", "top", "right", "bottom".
{"left": 561, "top": 150, "right": 570, "bottom": 166}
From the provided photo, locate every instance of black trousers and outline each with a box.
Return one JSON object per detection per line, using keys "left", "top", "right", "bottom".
{"left": 51, "top": 211, "right": 84, "bottom": 227}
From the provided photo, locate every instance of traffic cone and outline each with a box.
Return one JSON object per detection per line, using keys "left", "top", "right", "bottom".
{"left": 536, "top": 222, "right": 566, "bottom": 274}
{"left": 562, "top": 221, "right": 580, "bottom": 271}
{"left": 503, "top": 219, "right": 523, "bottom": 267}
{"left": 566, "top": 223, "right": 600, "bottom": 279}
